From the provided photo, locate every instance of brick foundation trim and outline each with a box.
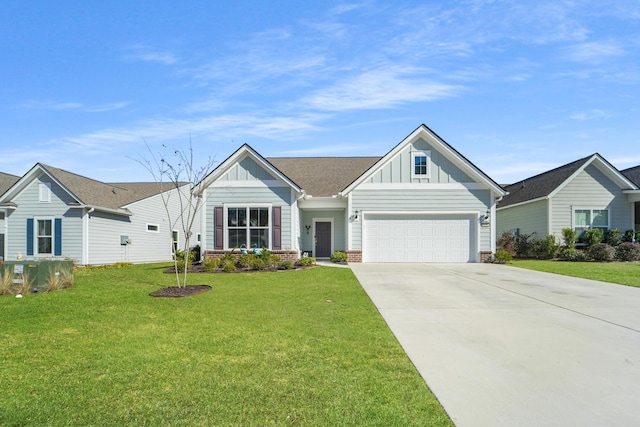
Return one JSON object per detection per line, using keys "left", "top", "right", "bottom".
{"left": 480, "top": 251, "right": 493, "bottom": 263}
{"left": 204, "top": 250, "right": 300, "bottom": 262}
{"left": 345, "top": 250, "right": 362, "bottom": 263}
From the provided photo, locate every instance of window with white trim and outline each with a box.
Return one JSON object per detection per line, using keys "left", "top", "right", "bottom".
{"left": 227, "top": 207, "right": 270, "bottom": 249}
{"left": 172, "top": 230, "right": 179, "bottom": 252}
{"left": 574, "top": 208, "right": 609, "bottom": 239}
{"left": 412, "top": 151, "right": 431, "bottom": 178}
{"left": 37, "top": 218, "right": 53, "bottom": 254}
{"left": 39, "top": 183, "right": 51, "bottom": 203}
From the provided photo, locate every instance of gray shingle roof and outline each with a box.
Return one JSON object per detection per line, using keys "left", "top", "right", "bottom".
{"left": 40, "top": 164, "right": 171, "bottom": 210}
{"left": 266, "top": 157, "right": 381, "bottom": 197}
{"left": 622, "top": 165, "right": 640, "bottom": 187}
{"left": 0, "top": 172, "right": 20, "bottom": 196}
{"left": 499, "top": 155, "right": 593, "bottom": 208}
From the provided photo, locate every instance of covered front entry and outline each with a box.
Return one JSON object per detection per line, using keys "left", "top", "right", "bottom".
{"left": 363, "top": 213, "right": 475, "bottom": 262}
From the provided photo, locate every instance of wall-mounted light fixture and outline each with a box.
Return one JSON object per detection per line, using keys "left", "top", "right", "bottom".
{"left": 481, "top": 209, "right": 490, "bottom": 225}
{"left": 354, "top": 210, "right": 359, "bottom": 220}
{"left": 305, "top": 225, "right": 311, "bottom": 234}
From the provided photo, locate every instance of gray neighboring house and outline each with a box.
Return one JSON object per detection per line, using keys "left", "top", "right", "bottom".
{"left": 497, "top": 154, "right": 640, "bottom": 243}
{"left": 0, "top": 163, "right": 198, "bottom": 265}
{"left": 197, "top": 124, "right": 506, "bottom": 263}
{"left": 0, "top": 171, "right": 21, "bottom": 260}
{"left": 622, "top": 165, "right": 640, "bottom": 229}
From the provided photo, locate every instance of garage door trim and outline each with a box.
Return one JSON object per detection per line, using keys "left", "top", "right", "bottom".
{"left": 361, "top": 211, "right": 480, "bottom": 263}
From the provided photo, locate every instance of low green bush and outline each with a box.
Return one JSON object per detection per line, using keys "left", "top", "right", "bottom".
{"left": 175, "top": 259, "right": 185, "bottom": 273}
{"left": 296, "top": 257, "right": 316, "bottom": 267}
{"left": 623, "top": 230, "right": 637, "bottom": 243}
{"left": 584, "top": 228, "right": 604, "bottom": 247}
{"left": 330, "top": 251, "right": 348, "bottom": 263}
{"left": 561, "top": 227, "right": 577, "bottom": 249}
{"left": 605, "top": 229, "right": 623, "bottom": 247}
{"left": 279, "top": 260, "right": 294, "bottom": 270}
{"left": 615, "top": 242, "right": 640, "bottom": 261}
{"left": 587, "top": 243, "right": 615, "bottom": 262}
{"left": 558, "top": 247, "right": 587, "bottom": 262}
{"left": 202, "top": 257, "right": 220, "bottom": 272}
{"left": 493, "top": 250, "right": 512, "bottom": 264}
{"left": 222, "top": 260, "right": 237, "bottom": 273}
{"left": 249, "top": 257, "right": 266, "bottom": 271}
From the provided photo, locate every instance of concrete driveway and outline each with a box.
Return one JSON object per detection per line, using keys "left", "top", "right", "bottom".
{"left": 350, "top": 263, "right": 640, "bottom": 426}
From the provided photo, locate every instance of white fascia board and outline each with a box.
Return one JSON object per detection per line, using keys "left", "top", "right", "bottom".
{"left": 341, "top": 125, "right": 505, "bottom": 197}
{"left": 356, "top": 182, "right": 489, "bottom": 191}
{"left": 1, "top": 164, "right": 79, "bottom": 205}
{"left": 195, "top": 145, "right": 301, "bottom": 195}
{"left": 623, "top": 189, "right": 640, "bottom": 203}
{"left": 496, "top": 196, "right": 548, "bottom": 211}
{"left": 298, "top": 197, "right": 347, "bottom": 210}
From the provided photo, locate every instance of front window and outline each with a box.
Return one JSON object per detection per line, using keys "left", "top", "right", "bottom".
{"left": 37, "top": 219, "right": 52, "bottom": 254}
{"left": 227, "top": 207, "right": 269, "bottom": 248}
{"left": 172, "top": 230, "right": 179, "bottom": 252}
{"left": 574, "top": 208, "right": 609, "bottom": 239}
{"left": 412, "top": 151, "right": 431, "bottom": 178}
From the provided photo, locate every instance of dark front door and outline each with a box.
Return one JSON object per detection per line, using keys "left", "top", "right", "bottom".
{"left": 0, "top": 234, "right": 4, "bottom": 259}
{"left": 315, "top": 222, "right": 331, "bottom": 258}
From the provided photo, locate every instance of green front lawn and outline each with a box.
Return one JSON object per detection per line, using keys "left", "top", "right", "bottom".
{"left": 512, "top": 260, "right": 640, "bottom": 288}
{"left": 0, "top": 264, "right": 452, "bottom": 427}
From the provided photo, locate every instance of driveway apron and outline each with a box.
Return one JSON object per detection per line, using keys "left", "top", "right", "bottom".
{"left": 350, "top": 263, "right": 640, "bottom": 426}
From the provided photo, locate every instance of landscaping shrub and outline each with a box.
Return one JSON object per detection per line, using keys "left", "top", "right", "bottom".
{"left": 623, "top": 229, "right": 638, "bottom": 243}
{"left": 561, "top": 227, "right": 577, "bottom": 249}
{"left": 515, "top": 232, "right": 535, "bottom": 258}
{"left": 584, "top": 228, "right": 603, "bottom": 247}
{"left": 265, "top": 254, "right": 282, "bottom": 270}
{"left": 330, "top": 251, "right": 348, "bottom": 263}
{"left": 279, "top": 260, "right": 294, "bottom": 270}
{"left": 222, "top": 260, "right": 237, "bottom": 273}
{"left": 605, "top": 229, "right": 623, "bottom": 247}
{"left": 558, "top": 247, "right": 587, "bottom": 262}
{"left": 496, "top": 231, "right": 517, "bottom": 256}
{"left": 202, "top": 257, "right": 220, "bottom": 272}
{"left": 587, "top": 243, "right": 615, "bottom": 262}
{"left": 296, "top": 257, "right": 316, "bottom": 267}
{"left": 238, "top": 254, "right": 254, "bottom": 269}
{"left": 493, "top": 250, "right": 512, "bottom": 264}
{"left": 615, "top": 242, "right": 640, "bottom": 261}
{"left": 249, "top": 257, "right": 266, "bottom": 271}
{"left": 175, "top": 259, "right": 186, "bottom": 273}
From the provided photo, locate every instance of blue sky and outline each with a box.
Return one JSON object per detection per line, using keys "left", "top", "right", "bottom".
{"left": 1, "top": 0, "right": 639, "bottom": 184}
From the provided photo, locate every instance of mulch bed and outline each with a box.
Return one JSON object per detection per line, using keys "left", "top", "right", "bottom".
{"left": 149, "top": 285, "right": 211, "bottom": 298}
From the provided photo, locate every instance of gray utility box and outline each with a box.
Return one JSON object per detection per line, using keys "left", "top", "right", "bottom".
{"left": 1, "top": 260, "right": 74, "bottom": 292}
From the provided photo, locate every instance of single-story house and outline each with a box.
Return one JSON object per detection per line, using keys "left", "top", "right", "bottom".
{"left": 196, "top": 124, "right": 506, "bottom": 263}
{"left": 497, "top": 153, "right": 640, "bottom": 243}
{"left": 0, "top": 163, "right": 199, "bottom": 265}
{"left": 0, "top": 171, "right": 21, "bottom": 260}
{"left": 621, "top": 165, "right": 640, "bottom": 229}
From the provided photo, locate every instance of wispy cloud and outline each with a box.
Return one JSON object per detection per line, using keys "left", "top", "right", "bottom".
{"left": 125, "top": 45, "right": 178, "bottom": 65}
{"left": 15, "top": 100, "right": 129, "bottom": 112}
{"left": 564, "top": 41, "right": 626, "bottom": 63}
{"left": 570, "top": 109, "right": 612, "bottom": 121}
{"left": 302, "top": 66, "right": 462, "bottom": 112}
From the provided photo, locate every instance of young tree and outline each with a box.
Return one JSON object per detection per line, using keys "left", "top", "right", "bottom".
{"left": 134, "top": 140, "right": 215, "bottom": 288}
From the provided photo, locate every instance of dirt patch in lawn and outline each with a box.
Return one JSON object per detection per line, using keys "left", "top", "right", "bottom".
{"left": 149, "top": 285, "right": 212, "bottom": 298}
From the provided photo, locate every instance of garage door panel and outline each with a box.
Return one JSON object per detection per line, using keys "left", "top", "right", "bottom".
{"left": 364, "top": 214, "right": 474, "bottom": 263}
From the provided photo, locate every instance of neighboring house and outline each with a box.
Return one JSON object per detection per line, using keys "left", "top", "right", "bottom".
{"left": 497, "top": 154, "right": 640, "bottom": 243}
{"left": 0, "top": 171, "right": 21, "bottom": 260}
{"left": 621, "top": 165, "right": 640, "bottom": 229}
{"left": 197, "top": 124, "right": 506, "bottom": 263}
{"left": 0, "top": 164, "right": 198, "bottom": 265}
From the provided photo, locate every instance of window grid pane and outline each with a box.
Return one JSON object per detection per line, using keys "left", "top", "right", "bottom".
{"left": 414, "top": 156, "right": 427, "bottom": 175}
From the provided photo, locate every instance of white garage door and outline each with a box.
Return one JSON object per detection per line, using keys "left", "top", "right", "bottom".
{"left": 363, "top": 214, "right": 474, "bottom": 262}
